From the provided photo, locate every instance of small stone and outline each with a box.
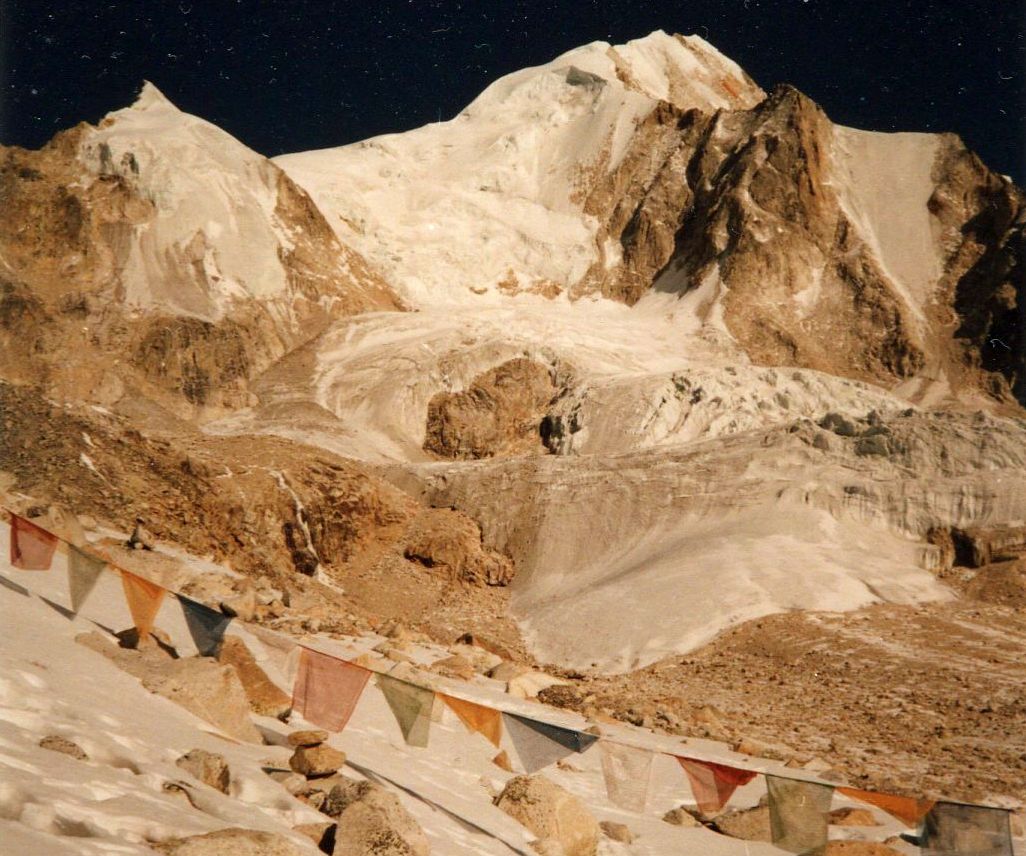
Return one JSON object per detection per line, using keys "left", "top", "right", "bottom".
{"left": 175, "top": 748, "right": 230, "bottom": 794}
{"left": 662, "top": 807, "right": 702, "bottom": 827}
{"left": 290, "top": 744, "right": 346, "bottom": 778}
{"left": 38, "top": 735, "right": 88, "bottom": 761}
{"left": 288, "top": 729, "right": 329, "bottom": 748}
{"left": 600, "top": 821, "right": 635, "bottom": 843}
{"left": 298, "top": 789, "right": 327, "bottom": 811}
{"left": 324, "top": 777, "right": 373, "bottom": 818}
{"left": 828, "top": 807, "right": 880, "bottom": 827}
{"left": 266, "top": 770, "right": 309, "bottom": 795}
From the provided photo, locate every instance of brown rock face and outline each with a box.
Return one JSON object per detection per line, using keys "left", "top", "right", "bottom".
{"left": 424, "top": 358, "right": 560, "bottom": 460}
{"left": 575, "top": 82, "right": 1025, "bottom": 407}
{"left": 402, "top": 507, "right": 515, "bottom": 586}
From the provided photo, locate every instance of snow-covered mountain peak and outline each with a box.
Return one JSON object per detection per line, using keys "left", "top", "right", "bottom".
{"left": 130, "top": 79, "right": 180, "bottom": 112}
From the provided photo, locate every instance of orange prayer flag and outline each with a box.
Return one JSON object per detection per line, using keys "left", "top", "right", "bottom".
{"left": 291, "top": 648, "right": 371, "bottom": 732}
{"left": 9, "top": 513, "right": 59, "bottom": 570}
{"left": 120, "top": 570, "right": 166, "bottom": 638}
{"left": 676, "top": 757, "right": 758, "bottom": 814}
{"left": 442, "top": 694, "right": 503, "bottom": 748}
{"left": 836, "top": 786, "right": 935, "bottom": 827}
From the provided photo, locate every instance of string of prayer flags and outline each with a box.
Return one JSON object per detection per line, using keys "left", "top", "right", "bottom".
{"left": 179, "top": 595, "right": 232, "bottom": 656}
{"left": 599, "top": 741, "right": 654, "bottom": 813}
{"left": 67, "top": 545, "right": 106, "bottom": 614}
{"left": 920, "top": 801, "right": 1013, "bottom": 856}
{"left": 442, "top": 694, "right": 503, "bottom": 748}
{"left": 676, "top": 756, "right": 758, "bottom": 815}
{"left": 377, "top": 674, "right": 434, "bottom": 748}
{"left": 9, "top": 512, "right": 59, "bottom": 570}
{"left": 766, "top": 775, "right": 834, "bottom": 855}
{"left": 503, "top": 713, "right": 599, "bottom": 774}
{"left": 292, "top": 648, "right": 370, "bottom": 732}
{"left": 120, "top": 570, "right": 166, "bottom": 639}
{"left": 836, "top": 786, "right": 935, "bottom": 828}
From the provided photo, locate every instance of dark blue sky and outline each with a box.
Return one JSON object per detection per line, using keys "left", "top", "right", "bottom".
{"left": 2, "top": 0, "right": 1024, "bottom": 183}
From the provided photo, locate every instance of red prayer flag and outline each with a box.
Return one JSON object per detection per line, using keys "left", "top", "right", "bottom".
{"left": 291, "top": 648, "right": 371, "bottom": 732}
{"left": 9, "top": 513, "right": 59, "bottom": 570}
{"left": 676, "top": 757, "right": 758, "bottom": 814}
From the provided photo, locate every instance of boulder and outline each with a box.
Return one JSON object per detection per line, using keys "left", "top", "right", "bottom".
{"left": 488, "top": 662, "right": 529, "bottom": 682}
{"left": 295, "top": 822, "right": 336, "bottom": 854}
{"left": 662, "top": 807, "right": 702, "bottom": 827}
{"left": 712, "top": 805, "right": 773, "bottom": 842}
{"left": 333, "top": 784, "right": 430, "bottom": 856}
{"left": 288, "top": 730, "right": 330, "bottom": 748}
{"left": 175, "top": 749, "right": 230, "bottom": 794}
{"left": 429, "top": 654, "right": 475, "bottom": 681}
{"left": 217, "top": 636, "right": 292, "bottom": 719}
{"left": 38, "top": 735, "right": 88, "bottom": 761}
{"left": 599, "top": 821, "right": 634, "bottom": 843}
{"left": 829, "top": 807, "right": 880, "bottom": 827}
{"left": 506, "top": 671, "right": 569, "bottom": 700}
{"left": 290, "top": 745, "right": 346, "bottom": 778}
{"left": 495, "top": 775, "right": 599, "bottom": 856}
{"left": 448, "top": 643, "right": 504, "bottom": 673}
{"left": 153, "top": 827, "right": 308, "bottom": 856}
{"left": 219, "top": 589, "right": 258, "bottom": 621}
{"left": 141, "top": 658, "right": 263, "bottom": 744}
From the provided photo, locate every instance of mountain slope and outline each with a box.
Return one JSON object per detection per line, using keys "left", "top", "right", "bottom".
{"left": 0, "top": 83, "right": 400, "bottom": 416}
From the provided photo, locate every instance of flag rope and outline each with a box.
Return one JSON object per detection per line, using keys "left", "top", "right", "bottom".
{"left": 0, "top": 507, "right": 1012, "bottom": 821}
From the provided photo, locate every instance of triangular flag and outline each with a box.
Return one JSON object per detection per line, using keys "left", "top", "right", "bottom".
{"left": 600, "top": 742, "right": 654, "bottom": 813}
{"left": 503, "top": 713, "right": 598, "bottom": 774}
{"left": 178, "top": 596, "right": 232, "bottom": 656}
{"left": 376, "top": 674, "right": 433, "bottom": 748}
{"left": 120, "top": 570, "right": 166, "bottom": 639}
{"left": 442, "top": 694, "right": 503, "bottom": 747}
{"left": 67, "top": 545, "right": 106, "bottom": 614}
{"left": 766, "top": 775, "right": 834, "bottom": 855}
{"left": 677, "top": 757, "right": 758, "bottom": 815}
{"left": 9, "top": 513, "right": 59, "bottom": 570}
{"left": 291, "top": 648, "right": 370, "bottom": 732}
{"left": 920, "top": 801, "right": 1013, "bottom": 856}
{"left": 836, "top": 786, "right": 934, "bottom": 827}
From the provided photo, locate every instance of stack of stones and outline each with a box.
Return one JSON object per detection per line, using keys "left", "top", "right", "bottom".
{"left": 267, "top": 730, "right": 347, "bottom": 813}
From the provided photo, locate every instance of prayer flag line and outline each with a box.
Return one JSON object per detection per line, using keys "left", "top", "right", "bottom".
{"left": 2, "top": 508, "right": 1014, "bottom": 835}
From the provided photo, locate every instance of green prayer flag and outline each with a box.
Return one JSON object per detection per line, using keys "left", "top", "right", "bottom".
{"left": 376, "top": 674, "right": 433, "bottom": 748}
{"left": 767, "top": 775, "right": 834, "bottom": 855}
{"left": 67, "top": 545, "right": 106, "bottom": 614}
